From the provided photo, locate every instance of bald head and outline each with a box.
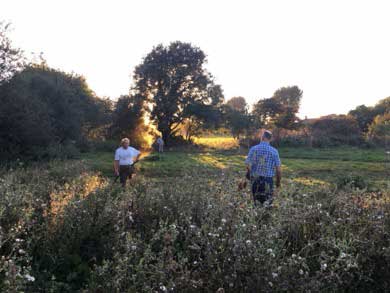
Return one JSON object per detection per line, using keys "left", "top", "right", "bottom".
{"left": 262, "top": 130, "right": 273, "bottom": 142}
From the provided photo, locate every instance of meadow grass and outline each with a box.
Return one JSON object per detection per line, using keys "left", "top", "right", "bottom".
{"left": 81, "top": 143, "right": 388, "bottom": 188}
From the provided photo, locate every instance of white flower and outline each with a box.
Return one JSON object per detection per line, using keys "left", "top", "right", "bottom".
{"left": 18, "top": 249, "right": 26, "bottom": 255}
{"left": 246, "top": 240, "right": 252, "bottom": 245}
{"left": 190, "top": 225, "right": 196, "bottom": 229}
{"left": 131, "top": 245, "right": 137, "bottom": 251}
{"left": 25, "top": 274, "right": 35, "bottom": 282}
{"left": 160, "top": 285, "right": 168, "bottom": 292}
{"left": 267, "top": 248, "right": 273, "bottom": 254}
{"left": 242, "top": 223, "right": 246, "bottom": 227}
{"left": 268, "top": 281, "right": 273, "bottom": 287}
{"left": 221, "top": 218, "right": 227, "bottom": 224}
{"left": 291, "top": 254, "right": 297, "bottom": 258}
{"left": 321, "top": 263, "right": 327, "bottom": 270}
{"left": 340, "top": 252, "right": 346, "bottom": 258}
{"left": 299, "top": 269, "right": 304, "bottom": 275}
{"left": 272, "top": 272, "right": 278, "bottom": 278}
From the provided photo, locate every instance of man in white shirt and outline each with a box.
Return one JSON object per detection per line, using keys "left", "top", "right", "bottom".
{"left": 114, "top": 138, "right": 141, "bottom": 188}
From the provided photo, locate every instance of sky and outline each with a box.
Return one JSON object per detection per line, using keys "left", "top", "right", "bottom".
{"left": 2, "top": 0, "right": 390, "bottom": 118}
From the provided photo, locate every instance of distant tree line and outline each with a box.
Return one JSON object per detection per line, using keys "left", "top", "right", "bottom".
{"left": 1, "top": 21, "right": 388, "bottom": 160}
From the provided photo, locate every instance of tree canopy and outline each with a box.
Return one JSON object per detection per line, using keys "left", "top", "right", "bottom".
{"left": 133, "top": 41, "right": 221, "bottom": 144}
{"left": 0, "top": 64, "right": 110, "bottom": 159}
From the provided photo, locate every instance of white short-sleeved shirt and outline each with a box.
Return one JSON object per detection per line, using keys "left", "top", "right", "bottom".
{"left": 114, "top": 147, "right": 140, "bottom": 166}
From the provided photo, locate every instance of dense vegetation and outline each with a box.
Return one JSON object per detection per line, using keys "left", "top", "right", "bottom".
{"left": 0, "top": 143, "right": 388, "bottom": 292}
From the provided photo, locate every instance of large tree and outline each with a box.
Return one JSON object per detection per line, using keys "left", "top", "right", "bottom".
{"left": 0, "top": 22, "right": 24, "bottom": 84}
{"left": 182, "top": 84, "right": 225, "bottom": 141}
{"left": 0, "top": 64, "right": 110, "bottom": 159}
{"left": 133, "top": 41, "right": 216, "bottom": 144}
{"left": 253, "top": 86, "right": 302, "bottom": 130}
{"left": 110, "top": 94, "right": 150, "bottom": 147}
{"left": 224, "top": 96, "right": 251, "bottom": 139}
{"left": 349, "top": 97, "right": 390, "bottom": 133}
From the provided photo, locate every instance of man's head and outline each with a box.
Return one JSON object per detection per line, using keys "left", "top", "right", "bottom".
{"left": 261, "top": 130, "right": 273, "bottom": 142}
{"left": 121, "top": 138, "right": 130, "bottom": 149}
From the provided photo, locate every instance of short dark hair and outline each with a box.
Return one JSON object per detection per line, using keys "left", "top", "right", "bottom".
{"left": 262, "top": 130, "right": 272, "bottom": 140}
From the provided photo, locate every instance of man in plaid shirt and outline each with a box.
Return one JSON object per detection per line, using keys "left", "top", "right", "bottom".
{"left": 245, "top": 130, "right": 282, "bottom": 206}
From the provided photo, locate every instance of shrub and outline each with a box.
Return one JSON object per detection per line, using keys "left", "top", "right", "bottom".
{"left": 336, "top": 174, "right": 370, "bottom": 190}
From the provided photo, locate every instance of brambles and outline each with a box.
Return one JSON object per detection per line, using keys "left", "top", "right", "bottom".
{"left": 0, "top": 154, "right": 389, "bottom": 292}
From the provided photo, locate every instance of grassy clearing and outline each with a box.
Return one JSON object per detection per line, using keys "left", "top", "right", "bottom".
{"left": 82, "top": 144, "right": 388, "bottom": 188}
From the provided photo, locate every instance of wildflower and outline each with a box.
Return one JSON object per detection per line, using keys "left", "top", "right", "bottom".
{"left": 131, "top": 245, "right": 137, "bottom": 251}
{"left": 299, "top": 269, "right": 304, "bottom": 275}
{"left": 18, "top": 249, "right": 26, "bottom": 255}
{"left": 160, "top": 285, "right": 168, "bottom": 292}
{"left": 340, "top": 252, "right": 346, "bottom": 258}
{"left": 221, "top": 218, "right": 227, "bottom": 224}
{"left": 190, "top": 225, "right": 196, "bottom": 229}
{"left": 246, "top": 240, "right": 252, "bottom": 245}
{"left": 267, "top": 248, "right": 273, "bottom": 254}
{"left": 25, "top": 274, "right": 35, "bottom": 282}
{"left": 268, "top": 281, "right": 273, "bottom": 287}
{"left": 321, "top": 263, "right": 327, "bottom": 270}
{"left": 242, "top": 223, "right": 246, "bottom": 227}
{"left": 272, "top": 272, "right": 278, "bottom": 278}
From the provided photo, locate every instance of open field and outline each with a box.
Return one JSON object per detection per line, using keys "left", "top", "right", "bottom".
{"left": 82, "top": 144, "right": 389, "bottom": 188}
{"left": 1, "top": 141, "right": 389, "bottom": 292}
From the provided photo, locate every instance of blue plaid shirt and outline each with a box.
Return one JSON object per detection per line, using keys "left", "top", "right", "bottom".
{"left": 245, "top": 142, "right": 281, "bottom": 178}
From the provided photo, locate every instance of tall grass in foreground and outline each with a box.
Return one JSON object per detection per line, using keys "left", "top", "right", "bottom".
{"left": 0, "top": 162, "right": 389, "bottom": 292}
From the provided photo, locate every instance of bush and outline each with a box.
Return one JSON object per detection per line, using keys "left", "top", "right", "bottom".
{"left": 336, "top": 174, "right": 370, "bottom": 190}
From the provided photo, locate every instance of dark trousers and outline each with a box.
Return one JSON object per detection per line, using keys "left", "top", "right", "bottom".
{"left": 119, "top": 165, "right": 134, "bottom": 187}
{"left": 252, "top": 176, "right": 274, "bottom": 206}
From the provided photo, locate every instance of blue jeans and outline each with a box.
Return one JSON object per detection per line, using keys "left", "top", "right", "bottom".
{"left": 251, "top": 176, "right": 274, "bottom": 206}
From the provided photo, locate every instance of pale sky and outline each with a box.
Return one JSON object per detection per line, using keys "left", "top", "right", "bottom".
{"left": 2, "top": 0, "right": 389, "bottom": 118}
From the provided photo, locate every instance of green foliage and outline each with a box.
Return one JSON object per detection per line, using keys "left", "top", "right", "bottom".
{"left": 134, "top": 41, "right": 222, "bottom": 144}
{"left": 309, "top": 115, "right": 362, "bottom": 146}
{"left": 336, "top": 174, "right": 370, "bottom": 190}
{"left": 109, "top": 94, "right": 150, "bottom": 148}
{"left": 367, "top": 112, "right": 390, "bottom": 146}
{"left": 224, "top": 97, "right": 252, "bottom": 139}
{"left": 0, "top": 64, "right": 111, "bottom": 160}
{"left": 349, "top": 97, "right": 390, "bottom": 133}
{"left": 253, "top": 86, "right": 302, "bottom": 131}
{"left": 0, "top": 22, "right": 24, "bottom": 84}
